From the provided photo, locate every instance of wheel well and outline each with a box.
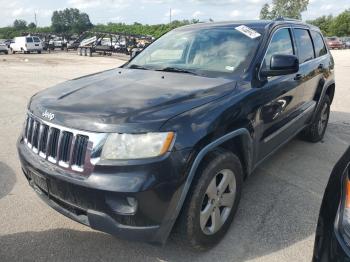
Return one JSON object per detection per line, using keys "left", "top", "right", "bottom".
{"left": 219, "top": 136, "right": 250, "bottom": 180}
{"left": 326, "top": 84, "right": 335, "bottom": 104}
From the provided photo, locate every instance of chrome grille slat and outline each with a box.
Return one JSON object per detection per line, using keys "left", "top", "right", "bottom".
{"left": 23, "top": 113, "right": 97, "bottom": 174}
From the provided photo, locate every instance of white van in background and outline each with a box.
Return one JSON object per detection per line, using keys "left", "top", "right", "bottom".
{"left": 10, "top": 36, "right": 43, "bottom": 54}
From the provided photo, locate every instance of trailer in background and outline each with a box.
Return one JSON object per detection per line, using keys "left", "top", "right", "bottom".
{"left": 73, "top": 31, "right": 153, "bottom": 57}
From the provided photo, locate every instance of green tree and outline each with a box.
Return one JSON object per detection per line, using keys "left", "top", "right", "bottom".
{"left": 51, "top": 8, "right": 92, "bottom": 34}
{"left": 307, "top": 15, "right": 333, "bottom": 36}
{"left": 330, "top": 9, "right": 350, "bottom": 37}
{"left": 260, "top": 3, "right": 272, "bottom": 19}
{"left": 28, "top": 22, "right": 37, "bottom": 29}
{"left": 13, "top": 19, "right": 27, "bottom": 30}
{"left": 260, "top": 0, "right": 309, "bottom": 20}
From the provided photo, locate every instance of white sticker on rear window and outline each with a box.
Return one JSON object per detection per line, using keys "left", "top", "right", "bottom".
{"left": 235, "top": 25, "right": 261, "bottom": 39}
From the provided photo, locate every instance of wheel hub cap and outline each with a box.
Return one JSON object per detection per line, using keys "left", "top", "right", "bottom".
{"left": 318, "top": 103, "right": 329, "bottom": 135}
{"left": 200, "top": 169, "right": 236, "bottom": 235}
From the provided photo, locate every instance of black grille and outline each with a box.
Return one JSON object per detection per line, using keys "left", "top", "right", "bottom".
{"left": 71, "top": 135, "right": 88, "bottom": 167}
{"left": 23, "top": 115, "right": 89, "bottom": 172}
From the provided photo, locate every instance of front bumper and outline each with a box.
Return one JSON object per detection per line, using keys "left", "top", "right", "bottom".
{"left": 17, "top": 137, "right": 191, "bottom": 244}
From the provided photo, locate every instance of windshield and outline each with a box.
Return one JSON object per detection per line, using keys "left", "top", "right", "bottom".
{"left": 126, "top": 26, "right": 262, "bottom": 77}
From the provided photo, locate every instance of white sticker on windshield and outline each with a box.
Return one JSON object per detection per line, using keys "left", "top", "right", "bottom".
{"left": 235, "top": 25, "right": 261, "bottom": 39}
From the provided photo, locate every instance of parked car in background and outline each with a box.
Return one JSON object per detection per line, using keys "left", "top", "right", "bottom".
{"left": 326, "top": 37, "right": 344, "bottom": 49}
{"left": 49, "top": 36, "right": 67, "bottom": 50}
{"left": 3, "top": 39, "right": 13, "bottom": 48}
{"left": 313, "top": 147, "right": 350, "bottom": 261}
{"left": 17, "top": 19, "right": 335, "bottom": 250}
{"left": 10, "top": 36, "right": 43, "bottom": 54}
{"left": 0, "top": 42, "right": 8, "bottom": 54}
{"left": 341, "top": 37, "right": 350, "bottom": 49}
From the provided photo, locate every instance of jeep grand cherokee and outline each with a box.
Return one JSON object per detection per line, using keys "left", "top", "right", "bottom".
{"left": 17, "top": 19, "right": 335, "bottom": 250}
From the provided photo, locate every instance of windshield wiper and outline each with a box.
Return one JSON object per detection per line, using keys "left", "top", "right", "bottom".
{"left": 128, "top": 64, "right": 150, "bottom": 70}
{"left": 156, "top": 67, "right": 197, "bottom": 75}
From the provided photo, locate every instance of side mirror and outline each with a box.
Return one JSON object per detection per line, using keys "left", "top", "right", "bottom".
{"left": 261, "top": 54, "right": 299, "bottom": 77}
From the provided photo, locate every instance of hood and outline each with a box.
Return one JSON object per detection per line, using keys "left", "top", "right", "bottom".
{"left": 29, "top": 68, "right": 235, "bottom": 133}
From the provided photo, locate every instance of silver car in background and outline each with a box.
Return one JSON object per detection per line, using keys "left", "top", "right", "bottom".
{"left": 0, "top": 42, "right": 8, "bottom": 54}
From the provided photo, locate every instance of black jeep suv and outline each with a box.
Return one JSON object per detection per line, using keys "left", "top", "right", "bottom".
{"left": 17, "top": 19, "right": 335, "bottom": 250}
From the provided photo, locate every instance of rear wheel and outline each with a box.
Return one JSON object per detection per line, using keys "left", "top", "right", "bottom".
{"left": 300, "top": 95, "right": 330, "bottom": 142}
{"left": 176, "top": 149, "right": 243, "bottom": 251}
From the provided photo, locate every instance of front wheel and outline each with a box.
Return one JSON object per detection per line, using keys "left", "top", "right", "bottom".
{"left": 176, "top": 149, "right": 243, "bottom": 251}
{"left": 300, "top": 95, "right": 330, "bottom": 142}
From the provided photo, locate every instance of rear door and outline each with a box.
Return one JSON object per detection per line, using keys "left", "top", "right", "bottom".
{"left": 305, "top": 30, "right": 330, "bottom": 103}
{"left": 33, "top": 37, "right": 43, "bottom": 49}
{"left": 292, "top": 28, "right": 319, "bottom": 111}
{"left": 26, "top": 37, "right": 35, "bottom": 50}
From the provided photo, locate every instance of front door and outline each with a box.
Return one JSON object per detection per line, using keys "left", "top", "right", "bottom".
{"left": 256, "top": 27, "right": 306, "bottom": 161}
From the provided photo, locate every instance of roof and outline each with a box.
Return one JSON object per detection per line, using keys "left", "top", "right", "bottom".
{"left": 175, "top": 19, "right": 320, "bottom": 32}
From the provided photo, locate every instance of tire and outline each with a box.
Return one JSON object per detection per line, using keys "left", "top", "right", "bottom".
{"left": 4, "top": 51, "right": 8, "bottom": 55}
{"left": 300, "top": 95, "right": 330, "bottom": 143}
{"left": 37, "top": 51, "right": 41, "bottom": 54}
{"left": 175, "top": 149, "right": 243, "bottom": 251}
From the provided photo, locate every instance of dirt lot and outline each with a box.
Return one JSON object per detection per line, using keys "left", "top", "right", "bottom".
{"left": 0, "top": 51, "right": 349, "bottom": 262}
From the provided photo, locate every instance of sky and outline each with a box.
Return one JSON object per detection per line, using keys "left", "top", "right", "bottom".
{"left": 0, "top": 0, "right": 349, "bottom": 27}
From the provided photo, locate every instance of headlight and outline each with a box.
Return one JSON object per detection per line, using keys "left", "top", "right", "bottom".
{"left": 101, "top": 132, "right": 175, "bottom": 160}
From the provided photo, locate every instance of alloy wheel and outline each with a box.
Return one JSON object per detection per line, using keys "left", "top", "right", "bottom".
{"left": 200, "top": 169, "right": 236, "bottom": 235}
{"left": 318, "top": 103, "right": 329, "bottom": 135}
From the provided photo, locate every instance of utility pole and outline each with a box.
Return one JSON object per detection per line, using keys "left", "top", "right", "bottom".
{"left": 169, "top": 8, "right": 172, "bottom": 24}
{"left": 34, "top": 12, "right": 37, "bottom": 27}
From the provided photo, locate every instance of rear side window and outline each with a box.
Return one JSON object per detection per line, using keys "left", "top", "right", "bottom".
{"left": 33, "top": 37, "right": 41, "bottom": 43}
{"left": 263, "top": 28, "right": 294, "bottom": 68}
{"left": 311, "top": 31, "right": 327, "bottom": 57}
{"left": 294, "top": 29, "right": 315, "bottom": 63}
{"left": 26, "top": 37, "right": 33, "bottom": 43}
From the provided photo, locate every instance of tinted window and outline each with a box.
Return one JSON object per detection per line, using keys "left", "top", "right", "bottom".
{"left": 33, "top": 37, "right": 41, "bottom": 43}
{"left": 294, "top": 29, "right": 315, "bottom": 63}
{"left": 264, "top": 28, "right": 294, "bottom": 68}
{"left": 311, "top": 31, "right": 327, "bottom": 57}
{"left": 26, "top": 37, "right": 33, "bottom": 43}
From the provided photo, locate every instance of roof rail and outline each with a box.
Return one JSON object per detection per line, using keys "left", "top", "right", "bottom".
{"left": 275, "top": 16, "right": 301, "bottom": 22}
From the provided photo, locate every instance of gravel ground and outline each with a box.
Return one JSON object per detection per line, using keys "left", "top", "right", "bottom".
{"left": 0, "top": 50, "right": 349, "bottom": 262}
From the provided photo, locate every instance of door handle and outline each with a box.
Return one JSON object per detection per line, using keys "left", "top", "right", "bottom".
{"left": 294, "top": 74, "right": 303, "bottom": 80}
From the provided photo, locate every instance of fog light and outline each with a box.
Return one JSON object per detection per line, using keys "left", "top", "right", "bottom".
{"left": 105, "top": 195, "right": 138, "bottom": 215}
